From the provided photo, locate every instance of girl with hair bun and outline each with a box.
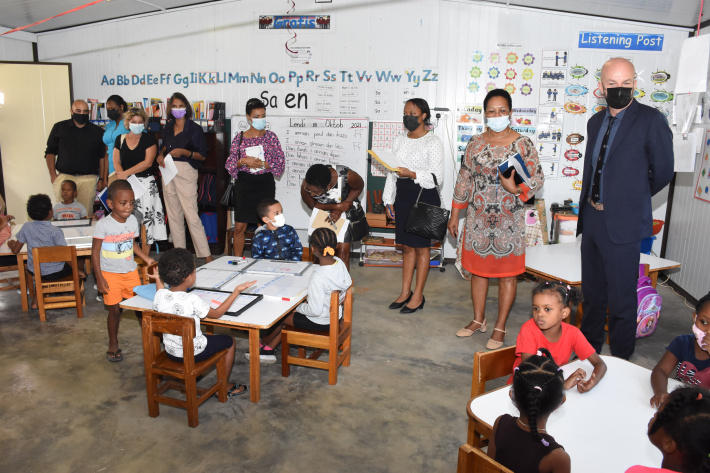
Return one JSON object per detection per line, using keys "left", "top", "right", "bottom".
{"left": 488, "top": 348, "right": 571, "bottom": 473}
{"left": 255, "top": 228, "right": 352, "bottom": 363}
{"left": 510, "top": 281, "right": 607, "bottom": 393}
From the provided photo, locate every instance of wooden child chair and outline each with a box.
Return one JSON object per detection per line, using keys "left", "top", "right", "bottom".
{"left": 28, "top": 246, "right": 85, "bottom": 322}
{"left": 457, "top": 444, "right": 514, "bottom": 473}
{"left": 281, "top": 286, "right": 353, "bottom": 385}
{"left": 468, "top": 346, "right": 517, "bottom": 446}
{"left": 141, "top": 309, "right": 229, "bottom": 428}
{"left": 0, "top": 256, "right": 20, "bottom": 292}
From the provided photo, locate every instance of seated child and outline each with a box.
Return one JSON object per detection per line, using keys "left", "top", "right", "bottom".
{"left": 8, "top": 194, "right": 86, "bottom": 309}
{"left": 92, "top": 180, "right": 154, "bottom": 362}
{"left": 489, "top": 348, "right": 571, "bottom": 473}
{"left": 510, "top": 281, "right": 607, "bottom": 392}
{"left": 251, "top": 198, "right": 303, "bottom": 261}
{"left": 257, "top": 227, "right": 351, "bottom": 362}
{"left": 650, "top": 292, "right": 710, "bottom": 407}
{"left": 150, "top": 248, "right": 255, "bottom": 397}
{"left": 53, "top": 180, "right": 88, "bottom": 220}
{"left": 626, "top": 386, "right": 710, "bottom": 473}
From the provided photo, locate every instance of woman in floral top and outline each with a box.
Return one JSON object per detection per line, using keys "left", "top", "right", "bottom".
{"left": 447, "top": 89, "right": 544, "bottom": 349}
{"left": 225, "top": 98, "right": 285, "bottom": 256}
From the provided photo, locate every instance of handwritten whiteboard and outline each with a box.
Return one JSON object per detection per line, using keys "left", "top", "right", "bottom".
{"left": 230, "top": 116, "right": 369, "bottom": 231}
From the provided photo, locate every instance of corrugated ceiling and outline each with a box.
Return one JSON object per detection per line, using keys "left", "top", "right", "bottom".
{"left": 0, "top": 0, "right": 706, "bottom": 34}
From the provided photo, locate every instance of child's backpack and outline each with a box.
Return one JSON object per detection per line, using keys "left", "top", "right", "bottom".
{"left": 636, "top": 264, "right": 662, "bottom": 338}
{"left": 199, "top": 211, "right": 218, "bottom": 244}
{"left": 198, "top": 173, "right": 216, "bottom": 209}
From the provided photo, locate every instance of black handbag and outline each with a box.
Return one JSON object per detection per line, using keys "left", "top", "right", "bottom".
{"left": 404, "top": 175, "right": 449, "bottom": 241}
{"left": 346, "top": 200, "right": 369, "bottom": 241}
{"left": 220, "top": 132, "right": 242, "bottom": 207}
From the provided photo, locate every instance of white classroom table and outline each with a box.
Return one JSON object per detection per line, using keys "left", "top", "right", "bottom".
{"left": 0, "top": 220, "right": 95, "bottom": 311}
{"left": 525, "top": 240, "right": 681, "bottom": 287}
{"left": 467, "top": 355, "right": 683, "bottom": 473}
{"left": 120, "top": 256, "right": 313, "bottom": 403}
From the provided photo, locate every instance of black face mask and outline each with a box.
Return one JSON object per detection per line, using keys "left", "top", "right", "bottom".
{"left": 107, "top": 109, "right": 121, "bottom": 121}
{"left": 403, "top": 115, "right": 420, "bottom": 132}
{"left": 605, "top": 87, "right": 633, "bottom": 109}
{"left": 72, "top": 113, "right": 89, "bottom": 125}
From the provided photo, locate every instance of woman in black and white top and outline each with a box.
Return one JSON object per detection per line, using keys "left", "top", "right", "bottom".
{"left": 382, "top": 98, "right": 444, "bottom": 314}
{"left": 113, "top": 107, "right": 167, "bottom": 245}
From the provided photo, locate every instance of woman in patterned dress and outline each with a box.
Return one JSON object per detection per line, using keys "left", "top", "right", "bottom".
{"left": 383, "top": 98, "right": 445, "bottom": 314}
{"left": 113, "top": 107, "right": 167, "bottom": 245}
{"left": 447, "top": 89, "right": 544, "bottom": 348}
{"left": 225, "top": 98, "right": 285, "bottom": 256}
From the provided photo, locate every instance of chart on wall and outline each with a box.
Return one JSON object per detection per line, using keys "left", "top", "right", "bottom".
{"left": 230, "top": 116, "right": 369, "bottom": 230}
{"left": 694, "top": 129, "right": 710, "bottom": 203}
{"left": 462, "top": 45, "right": 678, "bottom": 197}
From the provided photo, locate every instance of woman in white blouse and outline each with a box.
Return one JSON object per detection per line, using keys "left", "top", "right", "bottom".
{"left": 383, "top": 98, "right": 445, "bottom": 314}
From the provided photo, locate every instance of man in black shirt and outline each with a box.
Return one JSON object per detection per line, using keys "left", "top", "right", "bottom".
{"left": 45, "top": 100, "right": 107, "bottom": 213}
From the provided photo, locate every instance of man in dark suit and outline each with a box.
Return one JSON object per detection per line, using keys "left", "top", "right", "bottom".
{"left": 577, "top": 58, "right": 674, "bottom": 359}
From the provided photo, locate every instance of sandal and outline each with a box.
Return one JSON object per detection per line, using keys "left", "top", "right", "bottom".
{"left": 456, "top": 318, "right": 487, "bottom": 337}
{"left": 106, "top": 349, "right": 123, "bottom": 362}
{"left": 228, "top": 384, "right": 248, "bottom": 397}
{"left": 486, "top": 328, "right": 507, "bottom": 350}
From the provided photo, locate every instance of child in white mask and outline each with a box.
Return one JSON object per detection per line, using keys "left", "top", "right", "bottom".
{"left": 251, "top": 198, "right": 303, "bottom": 261}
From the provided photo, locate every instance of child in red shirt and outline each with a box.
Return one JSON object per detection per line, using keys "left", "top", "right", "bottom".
{"left": 510, "top": 281, "right": 607, "bottom": 392}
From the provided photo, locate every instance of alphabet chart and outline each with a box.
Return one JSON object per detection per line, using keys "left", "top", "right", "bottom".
{"left": 370, "top": 121, "right": 407, "bottom": 177}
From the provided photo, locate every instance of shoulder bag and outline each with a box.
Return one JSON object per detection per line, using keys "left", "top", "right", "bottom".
{"left": 404, "top": 174, "right": 450, "bottom": 241}
{"left": 219, "top": 132, "right": 243, "bottom": 207}
{"left": 346, "top": 200, "right": 369, "bottom": 241}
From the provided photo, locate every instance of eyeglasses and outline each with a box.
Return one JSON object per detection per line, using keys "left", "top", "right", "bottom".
{"left": 304, "top": 186, "right": 326, "bottom": 197}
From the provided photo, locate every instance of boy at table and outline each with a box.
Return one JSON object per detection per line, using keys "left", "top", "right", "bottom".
{"left": 251, "top": 198, "right": 303, "bottom": 261}
{"left": 7, "top": 194, "right": 87, "bottom": 309}
{"left": 93, "top": 180, "right": 153, "bottom": 362}
{"left": 149, "top": 248, "right": 253, "bottom": 397}
{"left": 53, "top": 180, "right": 88, "bottom": 220}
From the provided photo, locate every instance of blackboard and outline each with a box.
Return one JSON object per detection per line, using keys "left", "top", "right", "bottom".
{"left": 230, "top": 116, "right": 369, "bottom": 231}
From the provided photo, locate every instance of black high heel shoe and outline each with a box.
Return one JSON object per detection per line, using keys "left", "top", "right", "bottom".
{"left": 388, "top": 291, "right": 413, "bottom": 310}
{"left": 400, "top": 295, "right": 425, "bottom": 314}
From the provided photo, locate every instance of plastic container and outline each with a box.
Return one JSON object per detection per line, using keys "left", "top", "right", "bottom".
{"left": 640, "top": 236, "right": 656, "bottom": 255}
{"left": 553, "top": 213, "right": 578, "bottom": 244}
{"left": 570, "top": 203, "right": 579, "bottom": 214}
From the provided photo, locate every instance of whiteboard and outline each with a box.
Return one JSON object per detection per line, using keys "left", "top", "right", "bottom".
{"left": 230, "top": 116, "right": 369, "bottom": 231}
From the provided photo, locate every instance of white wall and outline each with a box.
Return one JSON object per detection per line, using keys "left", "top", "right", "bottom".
{"left": 0, "top": 36, "right": 33, "bottom": 61}
{"left": 32, "top": 0, "right": 692, "bottom": 264}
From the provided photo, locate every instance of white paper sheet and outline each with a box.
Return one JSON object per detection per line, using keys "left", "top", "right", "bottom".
{"left": 244, "top": 259, "right": 312, "bottom": 276}
{"left": 161, "top": 154, "right": 179, "bottom": 185}
{"left": 672, "top": 130, "right": 699, "bottom": 172}
{"left": 245, "top": 145, "right": 265, "bottom": 173}
{"left": 194, "top": 268, "right": 240, "bottom": 290}
{"left": 189, "top": 289, "right": 261, "bottom": 314}
{"left": 675, "top": 35, "right": 710, "bottom": 94}
{"left": 220, "top": 272, "right": 310, "bottom": 300}
{"left": 127, "top": 174, "right": 147, "bottom": 200}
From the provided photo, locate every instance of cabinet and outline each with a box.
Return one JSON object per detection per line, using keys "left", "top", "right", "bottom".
{"left": 359, "top": 212, "right": 445, "bottom": 271}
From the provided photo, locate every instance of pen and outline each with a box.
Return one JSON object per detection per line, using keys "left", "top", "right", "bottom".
{"left": 228, "top": 258, "right": 247, "bottom": 265}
